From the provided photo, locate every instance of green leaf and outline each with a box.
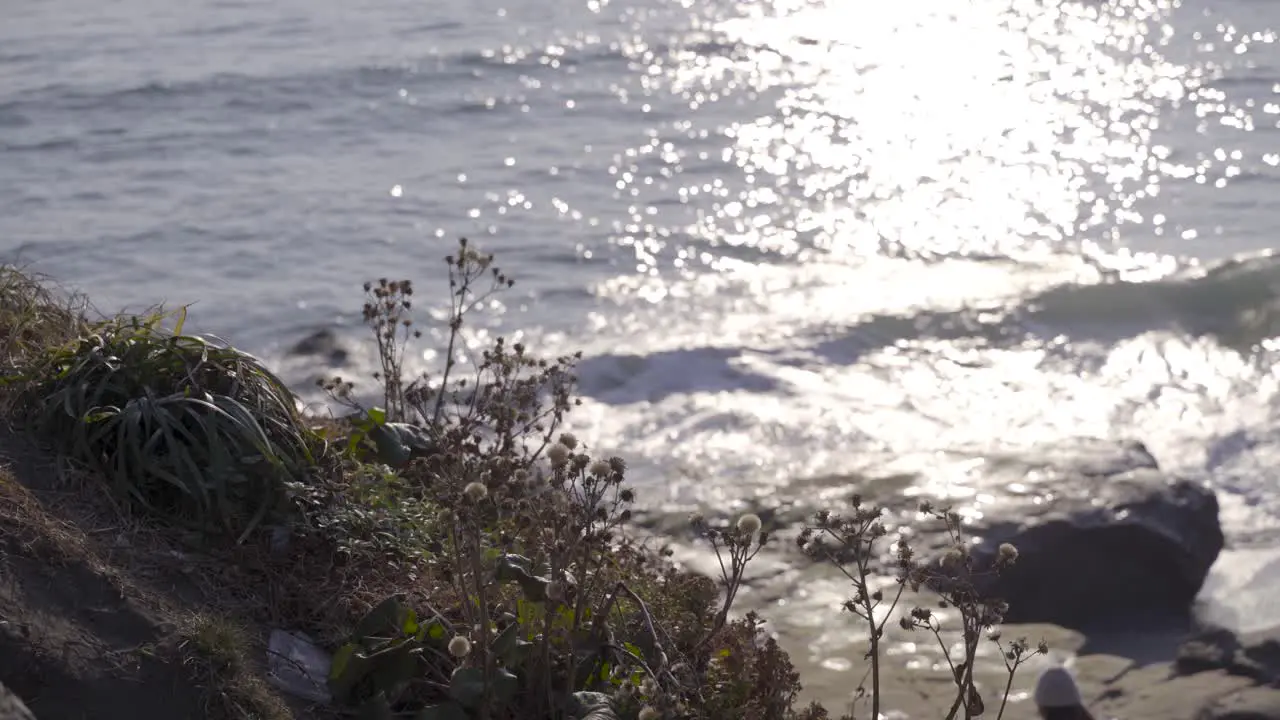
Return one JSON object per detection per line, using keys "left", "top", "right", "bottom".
{"left": 449, "top": 667, "right": 487, "bottom": 709}
{"left": 368, "top": 423, "right": 412, "bottom": 468}
{"left": 329, "top": 642, "right": 358, "bottom": 682}
{"left": 495, "top": 555, "right": 550, "bottom": 602}
{"left": 557, "top": 604, "right": 576, "bottom": 628}
{"left": 171, "top": 305, "right": 188, "bottom": 336}
{"left": 386, "top": 422, "right": 433, "bottom": 452}
{"left": 347, "top": 429, "right": 368, "bottom": 459}
{"left": 355, "top": 420, "right": 432, "bottom": 468}
{"left": 426, "top": 618, "right": 446, "bottom": 640}
{"left": 366, "top": 407, "right": 387, "bottom": 426}
{"left": 491, "top": 622, "right": 520, "bottom": 662}
{"left": 567, "top": 692, "right": 618, "bottom": 720}
{"left": 494, "top": 554, "right": 533, "bottom": 581}
{"left": 492, "top": 668, "right": 519, "bottom": 704}
{"left": 328, "top": 643, "right": 371, "bottom": 705}
{"left": 415, "top": 703, "right": 469, "bottom": 720}
{"left": 369, "top": 640, "right": 418, "bottom": 699}
{"left": 574, "top": 655, "right": 598, "bottom": 690}
{"left": 330, "top": 638, "right": 418, "bottom": 706}
{"left": 509, "top": 638, "right": 534, "bottom": 667}
{"left": 401, "top": 608, "right": 420, "bottom": 637}
{"left": 355, "top": 595, "right": 408, "bottom": 640}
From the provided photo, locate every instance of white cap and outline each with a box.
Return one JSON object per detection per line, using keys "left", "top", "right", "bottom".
{"left": 1034, "top": 666, "right": 1083, "bottom": 708}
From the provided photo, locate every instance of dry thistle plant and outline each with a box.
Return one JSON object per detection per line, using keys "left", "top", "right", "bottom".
{"left": 299, "top": 241, "right": 828, "bottom": 719}
{"left": 688, "top": 511, "right": 768, "bottom": 650}
{"left": 319, "top": 432, "right": 728, "bottom": 719}
{"left": 0, "top": 263, "right": 1055, "bottom": 719}
{"left": 320, "top": 237, "right": 579, "bottom": 471}
{"left": 300, "top": 241, "right": 1049, "bottom": 719}
{"left": 793, "top": 497, "right": 1046, "bottom": 720}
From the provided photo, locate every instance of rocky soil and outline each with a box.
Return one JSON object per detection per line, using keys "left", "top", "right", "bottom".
{"left": 0, "top": 429, "right": 277, "bottom": 720}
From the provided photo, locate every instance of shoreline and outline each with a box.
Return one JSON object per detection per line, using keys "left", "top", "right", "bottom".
{"left": 667, "top": 530, "right": 1280, "bottom": 718}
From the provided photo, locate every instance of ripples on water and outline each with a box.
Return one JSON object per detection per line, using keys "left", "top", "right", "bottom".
{"left": 5, "top": 0, "right": 1280, "bottom": 704}
{"left": 567, "top": 0, "right": 1280, "bottom": 541}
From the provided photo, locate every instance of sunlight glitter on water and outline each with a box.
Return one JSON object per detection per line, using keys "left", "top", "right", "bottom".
{"left": 273, "top": 0, "right": 1280, "bottom": 551}
{"left": 552, "top": 0, "right": 1280, "bottom": 528}
{"left": 635, "top": 0, "right": 1190, "bottom": 273}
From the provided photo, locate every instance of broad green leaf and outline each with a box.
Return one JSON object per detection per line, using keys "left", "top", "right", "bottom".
{"left": 369, "top": 640, "right": 418, "bottom": 700}
{"left": 368, "top": 423, "right": 412, "bottom": 468}
{"left": 328, "top": 644, "right": 371, "bottom": 705}
{"left": 491, "top": 622, "right": 520, "bottom": 661}
{"left": 329, "top": 642, "right": 357, "bottom": 682}
{"left": 347, "top": 430, "right": 367, "bottom": 459}
{"left": 355, "top": 595, "right": 407, "bottom": 641}
{"left": 386, "top": 421, "right": 432, "bottom": 450}
{"left": 495, "top": 555, "right": 549, "bottom": 602}
{"left": 574, "top": 656, "right": 603, "bottom": 691}
{"left": 509, "top": 638, "right": 534, "bottom": 667}
{"left": 495, "top": 554, "right": 533, "bottom": 579}
{"left": 492, "top": 668, "right": 519, "bottom": 704}
{"left": 449, "top": 667, "right": 487, "bottom": 709}
{"left": 401, "top": 608, "right": 420, "bottom": 637}
{"left": 567, "top": 692, "right": 618, "bottom": 720}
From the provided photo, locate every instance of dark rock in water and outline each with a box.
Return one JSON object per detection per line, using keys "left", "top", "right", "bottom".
{"left": 0, "top": 682, "right": 35, "bottom": 720}
{"left": 971, "top": 477, "right": 1221, "bottom": 627}
{"left": 1177, "top": 625, "right": 1280, "bottom": 686}
{"left": 934, "top": 440, "right": 1223, "bottom": 628}
{"left": 288, "top": 328, "right": 349, "bottom": 367}
{"left": 1178, "top": 626, "right": 1246, "bottom": 676}
{"left": 1198, "top": 687, "right": 1280, "bottom": 720}
{"left": 664, "top": 437, "right": 1222, "bottom": 631}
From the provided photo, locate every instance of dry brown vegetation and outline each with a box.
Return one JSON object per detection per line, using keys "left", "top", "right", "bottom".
{"left": 0, "top": 246, "right": 1044, "bottom": 720}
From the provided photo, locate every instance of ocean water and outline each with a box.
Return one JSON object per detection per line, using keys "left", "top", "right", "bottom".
{"left": 6, "top": 0, "right": 1280, "bottom": 696}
